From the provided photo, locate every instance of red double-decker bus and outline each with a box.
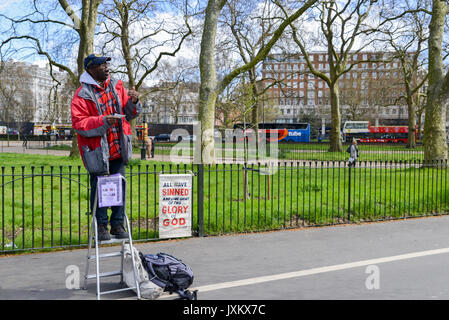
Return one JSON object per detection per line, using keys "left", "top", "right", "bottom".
{"left": 357, "top": 125, "right": 412, "bottom": 144}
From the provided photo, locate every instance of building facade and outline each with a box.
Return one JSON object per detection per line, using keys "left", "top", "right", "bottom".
{"left": 262, "top": 51, "right": 417, "bottom": 126}
{"left": 142, "top": 81, "right": 199, "bottom": 125}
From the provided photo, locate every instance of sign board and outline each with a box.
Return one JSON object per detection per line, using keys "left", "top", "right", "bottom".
{"left": 97, "top": 173, "right": 123, "bottom": 208}
{"left": 159, "top": 173, "right": 192, "bottom": 239}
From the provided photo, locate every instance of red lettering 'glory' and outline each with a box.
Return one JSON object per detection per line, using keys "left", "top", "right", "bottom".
{"left": 162, "top": 205, "right": 189, "bottom": 214}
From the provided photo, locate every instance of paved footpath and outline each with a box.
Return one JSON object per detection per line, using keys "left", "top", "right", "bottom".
{"left": 2, "top": 215, "right": 449, "bottom": 301}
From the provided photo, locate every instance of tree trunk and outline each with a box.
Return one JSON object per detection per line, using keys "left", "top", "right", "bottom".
{"left": 329, "top": 84, "right": 343, "bottom": 152}
{"left": 198, "top": 0, "right": 225, "bottom": 164}
{"left": 406, "top": 96, "right": 416, "bottom": 149}
{"left": 423, "top": 0, "right": 448, "bottom": 163}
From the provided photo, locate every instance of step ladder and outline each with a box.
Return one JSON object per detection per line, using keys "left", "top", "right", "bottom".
{"left": 83, "top": 174, "right": 141, "bottom": 300}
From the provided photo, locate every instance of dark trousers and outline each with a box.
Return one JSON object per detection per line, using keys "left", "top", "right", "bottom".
{"left": 90, "top": 158, "right": 125, "bottom": 227}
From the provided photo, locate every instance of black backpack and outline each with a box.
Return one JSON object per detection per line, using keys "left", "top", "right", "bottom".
{"left": 139, "top": 252, "right": 197, "bottom": 300}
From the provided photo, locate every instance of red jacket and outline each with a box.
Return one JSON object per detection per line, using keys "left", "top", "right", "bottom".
{"left": 71, "top": 72, "right": 141, "bottom": 174}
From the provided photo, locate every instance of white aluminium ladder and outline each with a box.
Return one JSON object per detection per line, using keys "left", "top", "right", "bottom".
{"left": 83, "top": 174, "right": 141, "bottom": 300}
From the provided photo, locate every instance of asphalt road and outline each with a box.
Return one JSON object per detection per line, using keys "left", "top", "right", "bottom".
{"left": 1, "top": 215, "right": 449, "bottom": 301}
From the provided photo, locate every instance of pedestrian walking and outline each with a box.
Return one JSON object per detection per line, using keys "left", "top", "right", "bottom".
{"left": 21, "top": 133, "right": 27, "bottom": 149}
{"left": 145, "top": 135, "right": 153, "bottom": 158}
{"left": 347, "top": 139, "right": 359, "bottom": 167}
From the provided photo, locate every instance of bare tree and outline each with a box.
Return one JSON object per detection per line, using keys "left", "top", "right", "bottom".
{"left": 98, "top": 0, "right": 193, "bottom": 90}
{"left": 0, "top": 0, "right": 103, "bottom": 157}
{"left": 283, "top": 0, "right": 379, "bottom": 152}
{"left": 198, "top": 0, "right": 318, "bottom": 164}
{"left": 97, "top": 0, "right": 193, "bottom": 140}
{"left": 0, "top": 60, "right": 35, "bottom": 143}
{"left": 222, "top": 0, "right": 282, "bottom": 133}
{"left": 376, "top": 0, "right": 430, "bottom": 148}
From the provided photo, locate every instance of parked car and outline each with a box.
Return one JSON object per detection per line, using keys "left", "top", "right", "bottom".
{"left": 154, "top": 133, "right": 171, "bottom": 142}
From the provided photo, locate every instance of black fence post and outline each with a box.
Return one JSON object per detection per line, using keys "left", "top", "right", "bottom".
{"left": 197, "top": 163, "right": 204, "bottom": 237}
{"left": 348, "top": 164, "right": 351, "bottom": 222}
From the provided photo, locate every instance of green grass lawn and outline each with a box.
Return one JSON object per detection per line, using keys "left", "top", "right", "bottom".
{"left": 0, "top": 152, "right": 448, "bottom": 253}
{"left": 28, "top": 140, "right": 431, "bottom": 162}
{"left": 154, "top": 141, "right": 429, "bottom": 162}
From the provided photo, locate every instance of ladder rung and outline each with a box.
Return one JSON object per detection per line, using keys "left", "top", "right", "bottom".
{"left": 86, "top": 270, "right": 122, "bottom": 280}
{"left": 88, "top": 252, "right": 122, "bottom": 260}
{"left": 100, "top": 287, "right": 136, "bottom": 296}
{"left": 94, "top": 237, "right": 129, "bottom": 245}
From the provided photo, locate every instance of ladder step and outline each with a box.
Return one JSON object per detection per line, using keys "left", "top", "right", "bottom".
{"left": 88, "top": 252, "right": 122, "bottom": 260}
{"left": 86, "top": 270, "right": 122, "bottom": 280}
{"left": 95, "top": 239, "right": 128, "bottom": 245}
{"left": 100, "top": 287, "right": 136, "bottom": 296}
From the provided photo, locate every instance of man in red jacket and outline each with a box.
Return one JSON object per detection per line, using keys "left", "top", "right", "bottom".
{"left": 71, "top": 53, "right": 141, "bottom": 241}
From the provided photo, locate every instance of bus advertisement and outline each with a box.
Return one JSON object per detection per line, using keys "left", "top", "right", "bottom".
{"left": 342, "top": 121, "right": 370, "bottom": 142}
{"left": 342, "top": 121, "right": 414, "bottom": 144}
{"left": 233, "top": 123, "right": 311, "bottom": 143}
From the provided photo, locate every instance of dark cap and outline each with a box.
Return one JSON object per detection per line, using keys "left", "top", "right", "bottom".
{"left": 84, "top": 54, "right": 111, "bottom": 70}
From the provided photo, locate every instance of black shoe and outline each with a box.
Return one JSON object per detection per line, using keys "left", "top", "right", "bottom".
{"left": 110, "top": 224, "right": 129, "bottom": 239}
{"left": 97, "top": 224, "right": 111, "bottom": 241}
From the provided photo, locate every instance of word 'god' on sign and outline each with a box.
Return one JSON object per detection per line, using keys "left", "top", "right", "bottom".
{"left": 159, "top": 174, "right": 193, "bottom": 239}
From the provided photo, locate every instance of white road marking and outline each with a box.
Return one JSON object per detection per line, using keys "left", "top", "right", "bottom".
{"left": 179, "top": 247, "right": 449, "bottom": 294}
